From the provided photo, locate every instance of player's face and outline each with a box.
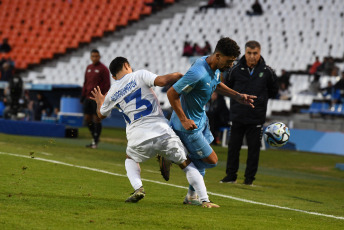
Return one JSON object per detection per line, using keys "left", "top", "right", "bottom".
{"left": 91, "top": 52, "right": 100, "bottom": 64}
{"left": 217, "top": 55, "right": 236, "bottom": 72}
{"left": 245, "top": 47, "right": 261, "bottom": 68}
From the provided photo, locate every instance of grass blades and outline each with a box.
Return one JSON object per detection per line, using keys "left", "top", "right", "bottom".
{"left": 0, "top": 128, "right": 344, "bottom": 229}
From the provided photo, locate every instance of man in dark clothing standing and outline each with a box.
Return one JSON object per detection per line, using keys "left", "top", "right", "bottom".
{"left": 33, "top": 93, "right": 52, "bottom": 121}
{"left": 220, "top": 41, "right": 278, "bottom": 185}
{"left": 81, "top": 49, "right": 110, "bottom": 149}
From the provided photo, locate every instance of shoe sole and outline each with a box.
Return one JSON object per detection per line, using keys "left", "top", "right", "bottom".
{"left": 219, "top": 180, "right": 237, "bottom": 184}
{"left": 183, "top": 200, "right": 202, "bottom": 206}
{"left": 125, "top": 193, "right": 145, "bottom": 203}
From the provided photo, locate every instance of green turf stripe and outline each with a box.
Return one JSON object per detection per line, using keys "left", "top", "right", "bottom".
{"left": 1, "top": 151, "right": 344, "bottom": 221}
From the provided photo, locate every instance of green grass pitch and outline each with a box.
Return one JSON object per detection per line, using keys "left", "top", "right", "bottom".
{"left": 0, "top": 127, "right": 343, "bottom": 229}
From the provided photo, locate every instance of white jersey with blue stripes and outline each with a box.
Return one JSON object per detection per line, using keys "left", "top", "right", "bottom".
{"left": 100, "top": 70, "right": 171, "bottom": 146}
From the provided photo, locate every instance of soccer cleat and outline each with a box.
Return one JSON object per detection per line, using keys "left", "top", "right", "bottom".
{"left": 157, "top": 155, "right": 172, "bottom": 181}
{"left": 183, "top": 195, "right": 202, "bottom": 206}
{"left": 243, "top": 179, "right": 253, "bottom": 186}
{"left": 220, "top": 175, "right": 237, "bottom": 183}
{"left": 86, "top": 142, "right": 97, "bottom": 149}
{"left": 125, "top": 187, "right": 145, "bottom": 203}
{"left": 202, "top": 201, "right": 220, "bottom": 208}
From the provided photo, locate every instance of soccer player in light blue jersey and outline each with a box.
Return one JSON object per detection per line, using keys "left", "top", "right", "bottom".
{"left": 167, "top": 37, "right": 257, "bottom": 205}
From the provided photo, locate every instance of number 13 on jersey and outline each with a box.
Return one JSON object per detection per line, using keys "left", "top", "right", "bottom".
{"left": 116, "top": 88, "right": 153, "bottom": 124}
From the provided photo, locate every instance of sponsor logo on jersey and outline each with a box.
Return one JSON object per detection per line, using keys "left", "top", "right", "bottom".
{"left": 111, "top": 80, "right": 137, "bottom": 101}
{"left": 95, "top": 69, "right": 100, "bottom": 73}
{"left": 196, "top": 150, "right": 203, "bottom": 157}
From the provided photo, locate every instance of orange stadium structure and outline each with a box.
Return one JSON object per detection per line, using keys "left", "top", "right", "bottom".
{"left": 0, "top": 0, "right": 174, "bottom": 69}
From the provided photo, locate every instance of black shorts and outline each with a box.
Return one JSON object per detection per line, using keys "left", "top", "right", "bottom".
{"left": 83, "top": 98, "right": 97, "bottom": 115}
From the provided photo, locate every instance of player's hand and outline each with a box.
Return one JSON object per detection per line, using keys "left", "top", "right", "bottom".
{"left": 181, "top": 119, "right": 198, "bottom": 130}
{"left": 235, "top": 93, "right": 257, "bottom": 108}
{"left": 90, "top": 86, "right": 105, "bottom": 105}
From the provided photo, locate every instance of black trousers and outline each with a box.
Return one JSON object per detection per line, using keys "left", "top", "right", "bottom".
{"left": 225, "top": 122, "right": 263, "bottom": 182}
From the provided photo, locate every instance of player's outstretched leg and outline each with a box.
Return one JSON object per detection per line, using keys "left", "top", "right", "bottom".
{"left": 181, "top": 162, "right": 220, "bottom": 208}
{"left": 125, "top": 158, "right": 145, "bottom": 203}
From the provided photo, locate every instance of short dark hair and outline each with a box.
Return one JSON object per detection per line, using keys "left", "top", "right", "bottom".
{"left": 245, "top": 41, "right": 261, "bottom": 49}
{"left": 91, "top": 49, "right": 100, "bottom": 54}
{"left": 214, "top": 37, "right": 241, "bottom": 58}
{"left": 109, "top": 57, "right": 129, "bottom": 76}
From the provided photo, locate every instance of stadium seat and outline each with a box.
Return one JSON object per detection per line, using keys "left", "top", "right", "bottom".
{"left": 0, "top": 0, "right": 157, "bottom": 70}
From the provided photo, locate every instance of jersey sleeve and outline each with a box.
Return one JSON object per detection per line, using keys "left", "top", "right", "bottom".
{"left": 100, "top": 89, "right": 115, "bottom": 117}
{"left": 137, "top": 70, "right": 157, "bottom": 88}
{"left": 173, "top": 68, "right": 201, "bottom": 95}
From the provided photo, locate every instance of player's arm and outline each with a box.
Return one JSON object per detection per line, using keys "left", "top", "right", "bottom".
{"left": 167, "top": 87, "right": 197, "bottom": 130}
{"left": 90, "top": 86, "right": 107, "bottom": 119}
{"left": 215, "top": 82, "right": 257, "bottom": 108}
{"left": 154, "top": 72, "right": 183, "bottom": 87}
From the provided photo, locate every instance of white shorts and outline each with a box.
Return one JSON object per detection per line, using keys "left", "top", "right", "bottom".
{"left": 126, "top": 131, "right": 188, "bottom": 164}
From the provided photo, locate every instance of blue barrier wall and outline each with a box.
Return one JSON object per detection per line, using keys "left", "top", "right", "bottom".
{"left": 60, "top": 97, "right": 83, "bottom": 113}
{"left": 0, "top": 119, "right": 65, "bottom": 137}
{"left": 286, "top": 129, "right": 344, "bottom": 156}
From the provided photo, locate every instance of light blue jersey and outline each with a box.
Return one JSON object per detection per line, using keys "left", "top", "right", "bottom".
{"left": 170, "top": 56, "right": 221, "bottom": 133}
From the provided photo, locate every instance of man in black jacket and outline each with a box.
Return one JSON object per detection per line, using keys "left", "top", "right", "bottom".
{"left": 220, "top": 41, "right": 278, "bottom": 185}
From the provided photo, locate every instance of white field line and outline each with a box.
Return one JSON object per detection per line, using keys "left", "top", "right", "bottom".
{"left": 1, "top": 151, "right": 343, "bottom": 221}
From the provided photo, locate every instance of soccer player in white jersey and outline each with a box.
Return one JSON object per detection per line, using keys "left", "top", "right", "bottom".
{"left": 90, "top": 57, "right": 219, "bottom": 208}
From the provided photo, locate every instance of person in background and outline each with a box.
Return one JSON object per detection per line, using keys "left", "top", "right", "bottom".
{"left": 246, "top": 0, "right": 263, "bottom": 16}
{"left": 309, "top": 56, "right": 321, "bottom": 75}
{"left": 221, "top": 40, "right": 278, "bottom": 185}
{"left": 0, "top": 38, "right": 12, "bottom": 53}
{"left": 199, "top": 0, "right": 227, "bottom": 12}
{"left": 23, "top": 90, "right": 34, "bottom": 121}
{"left": 33, "top": 93, "right": 52, "bottom": 121}
{"left": 278, "top": 82, "right": 291, "bottom": 100}
{"left": 307, "top": 74, "right": 321, "bottom": 96}
{"left": 278, "top": 69, "right": 291, "bottom": 89}
{"left": 0, "top": 61, "right": 14, "bottom": 82}
{"left": 81, "top": 49, "right": 110, "bottom": 149}
{"left": 193, "top": 43, "right": 204, "bottom": 56}
{"left": 202, "top": 41, "right": 212, "bottom": 55}
{"left": 3, "top": 74, "right": 24, "bottom": 119}
{"left": 206, "top": 92, "right": 229, "bottom": 145}
{"left": 182, "top": 41, "right": 194, "bottom": 57}
{"left": 334, "top": 71, "right": 344, "bottom": 90}
{"left": 321, "top": 81, "right": 341, "bottom": 107}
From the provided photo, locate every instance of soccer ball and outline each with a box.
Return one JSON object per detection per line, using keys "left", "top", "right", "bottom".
{"left": 264, "top": 122, "right": 290, "bottom": 147}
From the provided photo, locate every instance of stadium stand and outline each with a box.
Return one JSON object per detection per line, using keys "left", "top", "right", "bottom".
{"left": 0, "top": 0, "right": 174, "bottom": 69}
{"left": 1, "top": 0, "right": 344, "bottom": 130}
